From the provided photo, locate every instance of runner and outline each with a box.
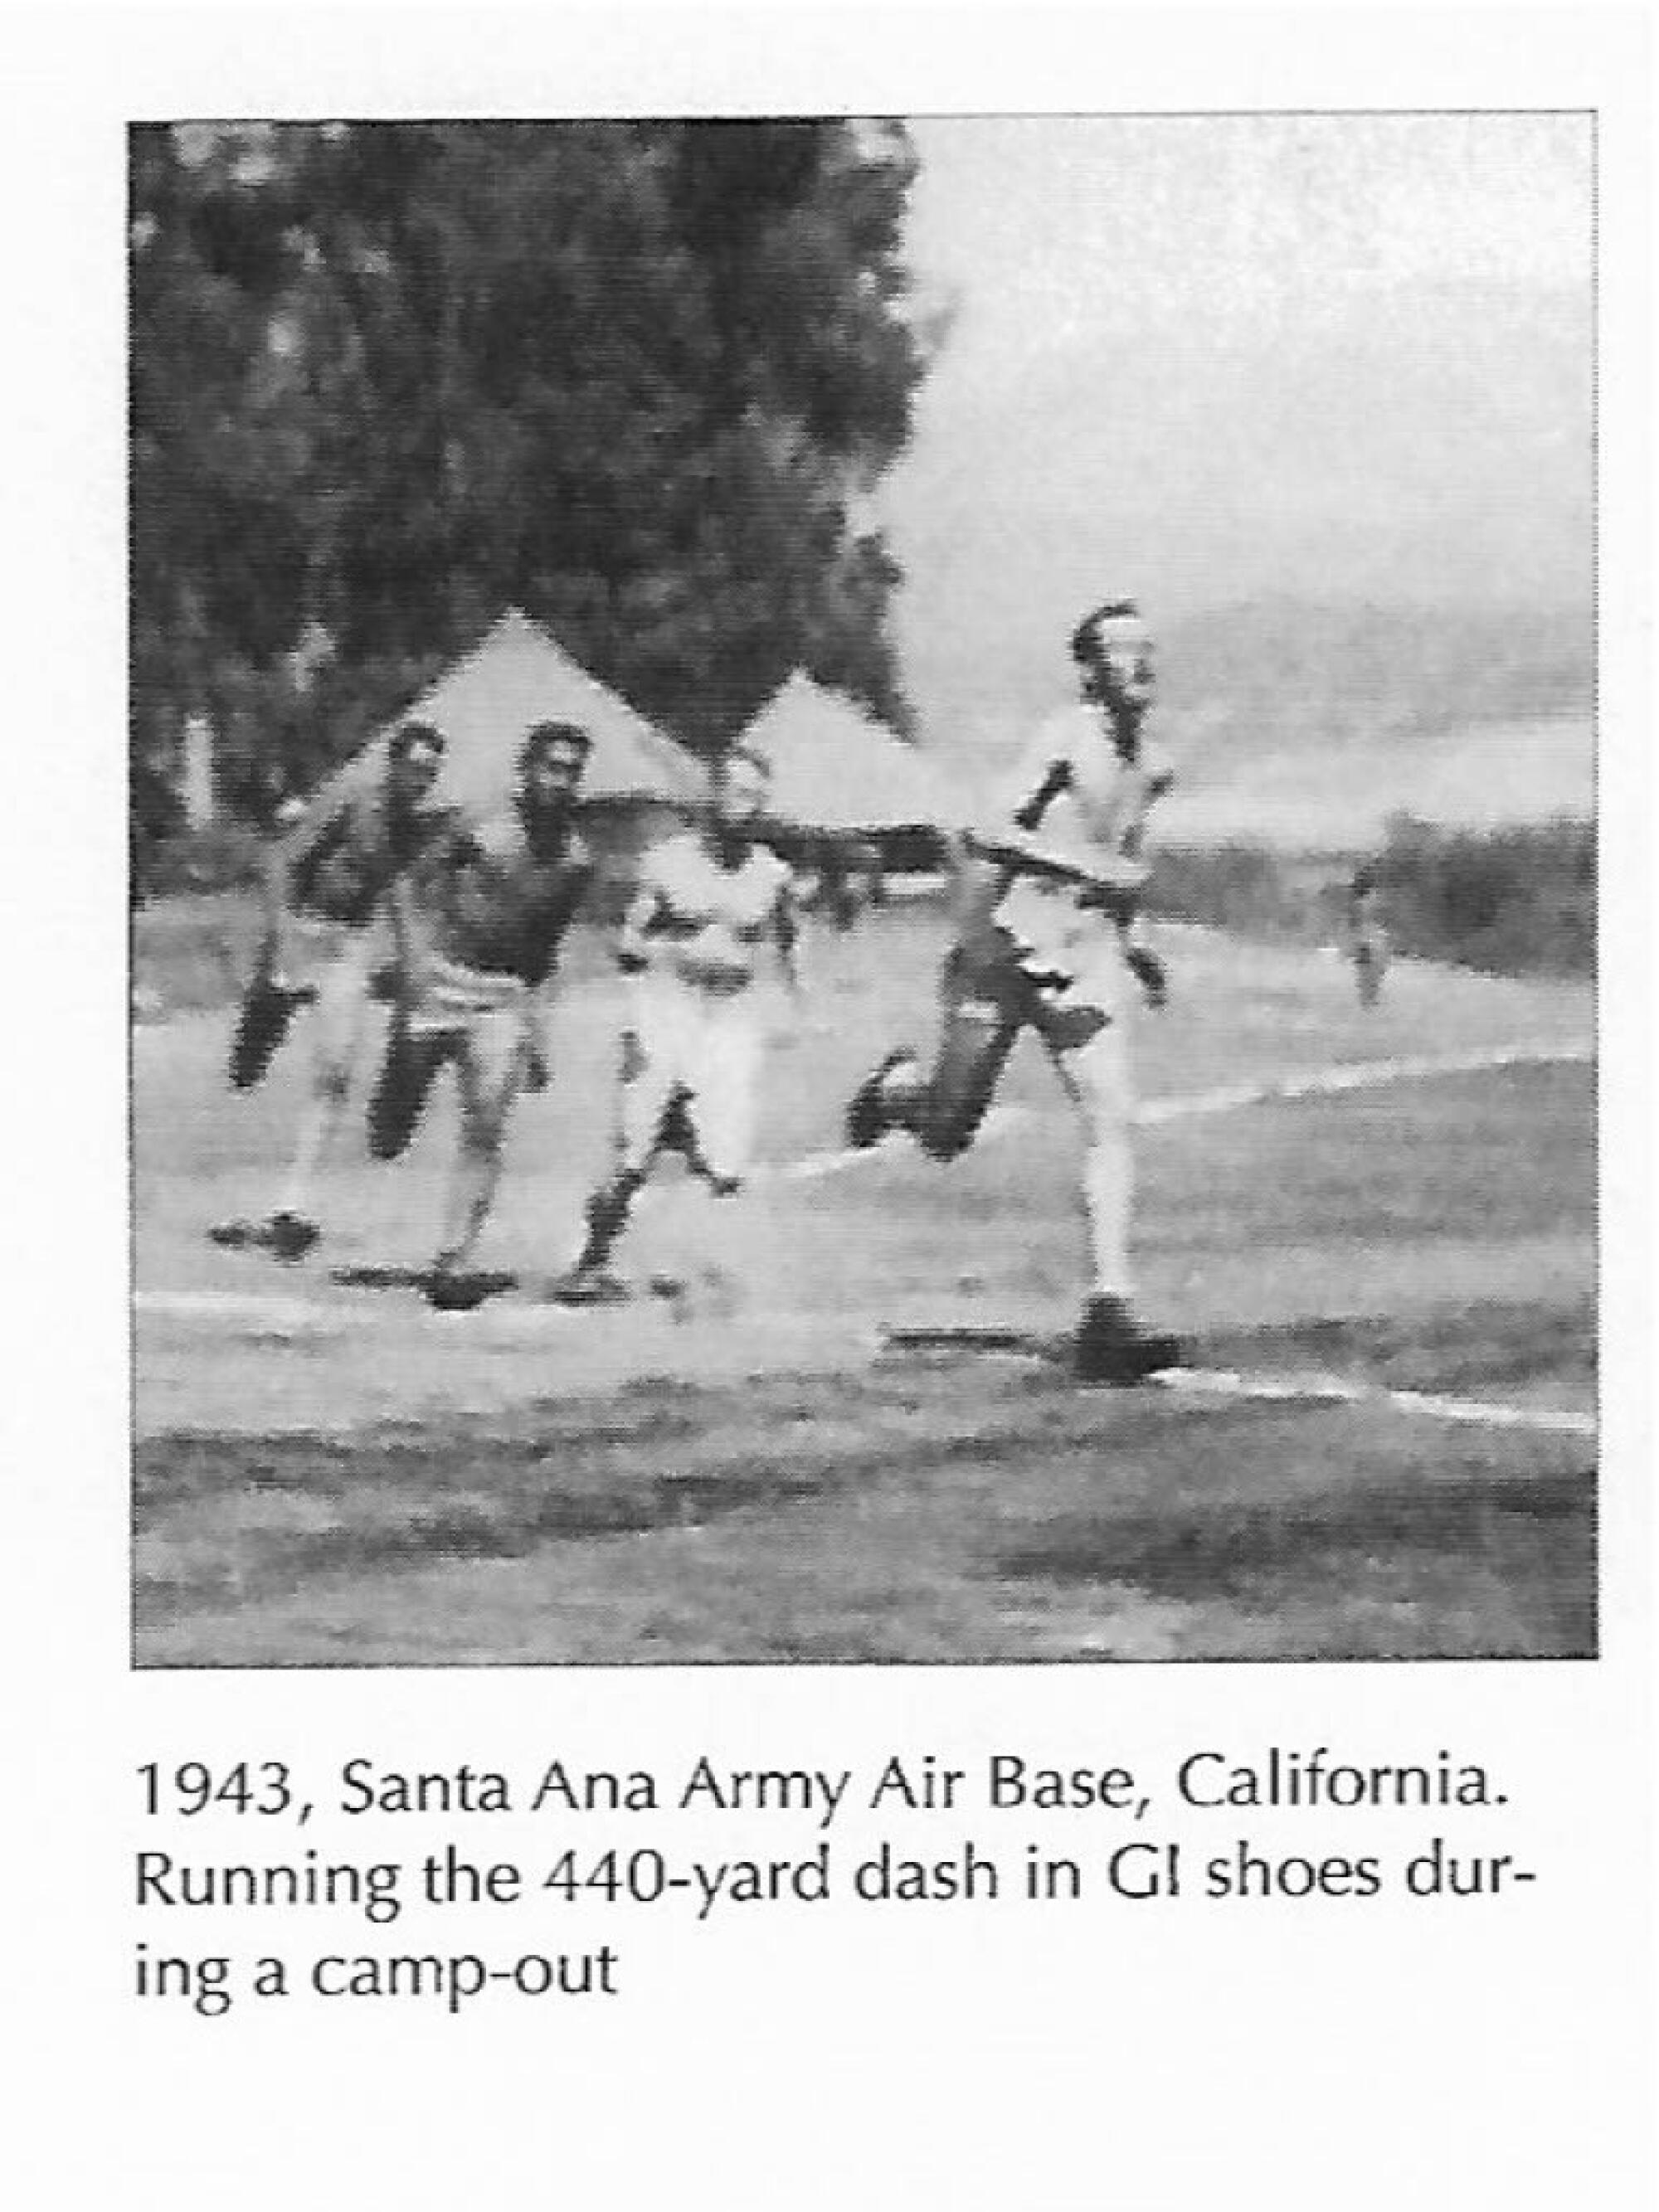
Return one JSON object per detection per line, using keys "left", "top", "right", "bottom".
{"left": 844, "top": 598, "right": 1181, "bottom": 1383}
{"left": 369, "top": 721, "right": 596, "bottom": 1307}
{"left": 213, "top": 718, "right": 451, "bottom": 1260}
{"left": 1346, "top": 864, "right": 1390, "bottom": 1009}
{"left": 552, "top": 747, "right": 800, "bottom": 1302}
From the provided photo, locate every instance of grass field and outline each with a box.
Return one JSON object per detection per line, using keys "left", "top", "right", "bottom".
{"left": 133, "top": 902, "right": 1595, "bottom": 1666}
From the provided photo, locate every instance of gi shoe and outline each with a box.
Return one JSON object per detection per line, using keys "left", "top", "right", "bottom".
{"left": 208, "top": 1217, "right": 260, "bottom": 1250}
{"left": 1074, "top": 1294, "right": 1182, "bottom": 1385}
{"left": 424, "top": 1265, "right": 514, "bottom": 1312}
{"left": 264, "top": 1211, "right": 322, "bottom": 1262}
{"left": 207, "top": 1212, "right": 313, "bottom": 1256}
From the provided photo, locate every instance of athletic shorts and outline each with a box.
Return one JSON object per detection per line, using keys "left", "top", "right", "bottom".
{"left": 614, "top": 978, "right": 762, "bottom": 1185}
{"left": 298, "top": 915, "right": 397, "bottom": 1086}
{"left": 961, "top": 879, "right": 1134, "bottom": 1049}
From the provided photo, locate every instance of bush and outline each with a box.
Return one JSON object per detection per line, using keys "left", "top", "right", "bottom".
{"left": 1145, "top": 817, "right": 1594, "bottom": 979}
{"left": 134, "top": 821, "right": 267, "bottom": 905}
{"left": 1376, "top": 814, "right": 1594, "bottom": 977}
{"left": 1146, "top": 843, "right": 1328, "bottom": 941}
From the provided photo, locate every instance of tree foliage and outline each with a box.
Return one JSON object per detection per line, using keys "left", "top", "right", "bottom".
{"left": 130, "top": 119, "right": 931, "bottom": 868}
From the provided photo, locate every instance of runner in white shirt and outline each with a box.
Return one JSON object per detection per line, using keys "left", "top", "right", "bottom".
{"left": 553, "top": 746, "right": 800, "bottom": 1301}
{"left": 844, "top": 598, "right": 1181, "bottom": 1383}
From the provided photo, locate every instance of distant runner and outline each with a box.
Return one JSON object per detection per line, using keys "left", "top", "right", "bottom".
{"left": 1346, "top": 864, "right": 1389, "bottom": 1009}
{"left": 552, "top": 747, "right": 800, "bottom": 1302}
{"left": 844, "top": 598, "right": 1181, "bottom": 1383}
{"left": 214, "top": 717, "right": 452, "bottom": 1261}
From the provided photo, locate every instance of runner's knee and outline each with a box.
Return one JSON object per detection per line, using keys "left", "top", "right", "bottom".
{"left": 917, "top": 1107, "right": 979, "bottom": 1163}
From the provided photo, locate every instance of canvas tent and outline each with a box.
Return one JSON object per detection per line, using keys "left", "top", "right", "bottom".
{"left": 302, "top": 607, "right": 706, "bottom": 823}
{"left": 741, "top": 672, "right": 960, "bottom": 834}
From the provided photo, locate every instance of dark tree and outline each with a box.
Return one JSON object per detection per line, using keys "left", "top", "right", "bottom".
{"left": 130, "top": 117, "right": 932, "bottom": 868}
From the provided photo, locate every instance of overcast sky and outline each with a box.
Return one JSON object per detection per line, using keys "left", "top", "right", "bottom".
{"left": 881, "top": 113, "right": 1594, "bottom": 745}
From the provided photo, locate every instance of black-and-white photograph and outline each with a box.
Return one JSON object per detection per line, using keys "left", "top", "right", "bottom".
{"left": 130, "top": 113, "right": 1596, "bottom": 1667}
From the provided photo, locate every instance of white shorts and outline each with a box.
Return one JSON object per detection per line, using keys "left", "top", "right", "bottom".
{"left": 297, "top": 915, "right": 396, "bottom": 1091}
{"left": 994, "top": 877, "right": 1136, "bottom": 1030}
{"left": 410, "top": 963, "right": 537, "bottom": 1147}
{"left": 615, "top": 978, "right": 762, "bottom": 1186}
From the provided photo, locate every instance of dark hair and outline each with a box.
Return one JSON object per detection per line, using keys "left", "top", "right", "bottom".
{"left": 390, "top": 719, "right": 445, "bottom": 760}
{"left": 523, "top": 720, "right": 591, "bottom": 758}
{"left": 1069, "top": 599, "right": 1142, "bottom": 666}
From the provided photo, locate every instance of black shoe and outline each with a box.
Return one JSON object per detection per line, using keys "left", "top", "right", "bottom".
{"left": 424, "top": 1266, "right": 515, "bottom": 1312}
{"left": 1074, "top": 1295, "right": 1181, "bottom": 1385}
{"left": 208, "top": 1217, "right": 260, "bottom": 1251}
{"left": 211, "top": 1212, "right": 321, "bottom": 1260}
{"left": 846, "top": 1049, "right": 913, "bottom": 1150}
{"left": 265, "top": 1211, "right": 322, "bottom": 1263}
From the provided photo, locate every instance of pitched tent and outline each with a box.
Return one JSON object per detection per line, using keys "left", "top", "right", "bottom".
{"left": 303, "top": 607, "right": 706, "bottom": 824}
{"left": 742, "top": 672, "right": 960, "bottom": 834}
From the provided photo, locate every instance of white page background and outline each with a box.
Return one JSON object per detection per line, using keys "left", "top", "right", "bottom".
{"left": 2, "top": 7, "right": 1651, "bottom": 2207}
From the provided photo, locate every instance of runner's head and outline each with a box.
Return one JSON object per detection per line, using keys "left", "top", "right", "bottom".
{"left": 518, "top": 721, "right": 591, "bottom": 827}
{"left": 387, "top": 720, "right": 447, "bottom": 809}
{"left": 712, "top": 746, "right": 771, "bottom": 847}
{"left": 1070, "top": 600, "right": 1155, "bottom": 733}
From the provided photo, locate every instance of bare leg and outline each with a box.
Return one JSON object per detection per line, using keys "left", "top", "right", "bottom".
{"left": 433, "top": 1009, "right": 526, "bottom": 1273}
{"left": 1048, "top": 1012, "right": 1180, "bottom": 1380}
{"left": 571, "top": 1164, "right": 649, "bottom": 1275}
{"left": 1048, "top": 1019, "right": 1136, "bottom": 1297}
{"left": 851, "top": 933, "right": 1024, "bottom": 1160}
{"left": 275, "top": 946, "right": 367, "bottom": 1224}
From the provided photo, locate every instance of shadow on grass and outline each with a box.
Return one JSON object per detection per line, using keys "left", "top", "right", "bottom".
{"left": 1199, "top": 1297, "right": 1596, "bottom": 1395}
{"left": 135, "top": 1296, "right": 1598, "bottom": 1642}
{"left": 137, "top": 1444, "right": 837, "bottom": 1617}
{"left": 998, "top": 1465, "right": 1596, "bottom": 1656}
{"left": 134, "top": 1364, "right": 1077, "bottom": 1620}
